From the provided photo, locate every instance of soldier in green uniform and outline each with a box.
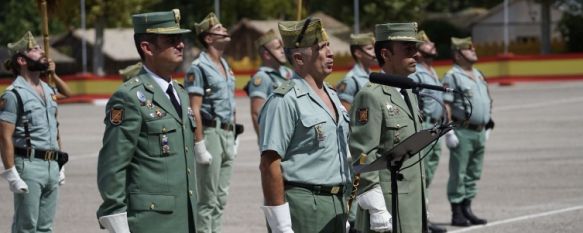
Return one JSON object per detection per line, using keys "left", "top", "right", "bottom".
{"left": 247, "top": 29, "right": 292, "bottom": 137}
{"left": 443, "top": 37, "right": 492, "bottom": 227}
{"left": 350, "top": 22, "right": 427, "bottom": 233}
{"left": 184, "top": 12, "right": 237, "bottom": 233}
{"left": 408, "top": 30, "right": 447, "bottom": 233}
{"left": 96, "top": 9, "right": 197, "bottom": 233}
{"left": 258, "top": 17, "right": 352, "bottom": 233}
{"left": 0, "top": 31, "right": 65, "bottom": 233}
{"left": 336, "top": 32, "right": 376, "bottom": 111}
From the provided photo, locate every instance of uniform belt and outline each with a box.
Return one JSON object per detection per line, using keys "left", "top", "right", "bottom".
{"left": 14, "top": 147, "right": 59, "bottom": 161}
{"left": 284, "top": 181, "right": 344, "bottom": 195}
{"left": 459, "top": 121, "right": 485, "bottom": 132}
{"left": 201, "top": 118, "right": 234, "bottom": 131}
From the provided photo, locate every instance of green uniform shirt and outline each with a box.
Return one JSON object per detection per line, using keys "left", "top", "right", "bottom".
{"left": 0, "top": 76, "right": 59, "bottom": 151}
{"left": 96, "top": 69, "right": 197, "bottom": 233}
{"left": 248, "top": 66, "right": 292, "bottom": 100}
{"left": 409, "top": 64, "right": 444, "bottom": 121}
{"left": 442, "top": 65, "right": 491, "bottom": 125}
{"left": 259, "top": 75, "right": 352, "bottom": 186}
{"left": 336, "top": 63, "right": 369, "bottom": 104}
{"left": 184, "top": 51, "right": 236, "bottom": 122}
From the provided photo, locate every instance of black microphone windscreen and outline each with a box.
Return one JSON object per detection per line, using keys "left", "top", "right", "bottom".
{"left": 369, "top": 72, "right": 416, "bottom": 89}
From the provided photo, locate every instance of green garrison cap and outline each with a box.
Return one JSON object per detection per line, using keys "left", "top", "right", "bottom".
{"left": 132, "top": 9, "right": 191, "bottom": 34}
{"left": 255, "top": 29, "right": 279, "bottom": 49}
{"left": 7, "top": 31, "right": 38, "bottom": 56}
{"left": 417, "top": 30, "right": 431, "bottom": 43}
{"left": 278, "top": 17, "right": 329, "bottom": 49}
{"left": 350, "top": 33, "right": 375, "bottom": 46}
{"left": 119, "top": 62, "right": 143, "bottom": 82}
{"left": 451, "top": 37, "right": 474, "bottom": 50}
{"left": 374, "top": 22, "right": 421, "bottom": 43}
{"left": 194, "top": 12, "right": 221, "bottom": 35}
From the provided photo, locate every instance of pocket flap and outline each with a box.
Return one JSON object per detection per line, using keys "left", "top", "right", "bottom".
{"left": 300, "top": 116, "right": 325, "bottom": 127}
{"left": 129, "top": 193, "right": 175, "bottom": 212}
{"left": 146, "top": 119, "right": 178, "bottom": 134}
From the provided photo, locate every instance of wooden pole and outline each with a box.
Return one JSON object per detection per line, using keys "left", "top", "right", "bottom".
{"left": 297, "top": 0, "right": 302, "bottom": 20}
{"left": 38, "top": 0, "right": 55, "bottom": 87}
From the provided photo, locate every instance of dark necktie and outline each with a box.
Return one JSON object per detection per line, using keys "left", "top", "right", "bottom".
{"left": 166, "top": 84, "right": 182, "bottom": 116}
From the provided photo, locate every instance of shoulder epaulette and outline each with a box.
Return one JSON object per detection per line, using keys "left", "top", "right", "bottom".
{"left": 273, "top": 80, "right": 295, "bottom": 95}
{"left": 123, "top": 75, "right": 145, "bottom": 89}
{"left": 5, "top": 85, "right": 14, "bottom": 91}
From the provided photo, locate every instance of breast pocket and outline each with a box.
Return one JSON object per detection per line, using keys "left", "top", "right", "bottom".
{"left": 383, "top": 110, "right": 409, "bottom": 144}
{"left": 145, "top": 118, "right": 178, "bottom": 157}
{"left": 299, "top": 116, "right": 326, "bottom": 149}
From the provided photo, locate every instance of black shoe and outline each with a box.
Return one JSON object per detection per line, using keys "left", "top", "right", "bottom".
{"left": 348, "top": 221, "right": 361, "bottom": 233}
{"left": 461, "top": 199, "right": 487, "bottom": 225}
{"left": 451, "top": 203, "right": 471, "bottom": 227}
{"left": 428, "top": 221, "right": 447, "bottom": 233}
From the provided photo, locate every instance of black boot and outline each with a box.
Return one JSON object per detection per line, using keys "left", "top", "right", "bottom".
{"left": 428, "top": 220, "right": 447, "bottom": 233}
{"left": 461, "top": 199, "right": 487, "bottom": 225}
{"left": 451, "top": 203, "right": 471, "bottom": 226}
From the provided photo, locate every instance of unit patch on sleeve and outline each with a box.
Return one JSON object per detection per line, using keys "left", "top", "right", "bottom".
{"left": 358, "top": 108, "right": 368, "bottom": 124}
{"left": 110, "top": 107, "right": 124, "bottom": 125}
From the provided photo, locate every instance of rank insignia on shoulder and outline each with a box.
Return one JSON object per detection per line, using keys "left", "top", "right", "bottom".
{"left": 358, "top": 108, "right": 368, "bottom": 124}
{"left": 110, "top": 107, "right": 124, "bottom": 125}
{"left": 253, "top": 77, "right": 262, "bottom": 86}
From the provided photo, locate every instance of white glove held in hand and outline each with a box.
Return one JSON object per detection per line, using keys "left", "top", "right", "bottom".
{"left": 233, "top": 137, "right": 240, "bottom": 156}
{"left": 59, "top": 167, "right": 66, "bottom": 186}
{"left": 485, "top": 129, "right": 491, "bottom": 140}
{"left": 445, "top": 130, "right": 459, "bottom": 149}
{"left": 357, "top": 186, "right": 392, "bottom": 232}
{"left": 194, "top": 140, "right": 212, "bottom": 164}
{"left": 1, "top": 167, "right": 28, "bottom": 193}
{"left": 262, "top": 203, "right": 294, "bottom": 233}
{"left": 98, "top": 212, "right": 130, "bottom": 233}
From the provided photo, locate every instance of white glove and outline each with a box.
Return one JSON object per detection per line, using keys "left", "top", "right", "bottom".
{"left": 345, "top": 221, "right": 350, "bottom": 233}
{"left": 357, "top": 186, "right": 392, "bottom": 232}
{"left": 445, "top": 130, "right": 459, "bottom": 149}
{"left": 485, "top": 129, "right": 491, "bottom": 140}
{"left": 261, "top": 203, "right": 294, "bottom": 233}
{"left": 1, "top": 167, "right": 29, "bottom": 193}
{"left": 233, "top": 137, "right": 240, "bottom": 156}
{"left": 194, "top": 140, "right": 212, "bottom": 165}
{"left": 98, "top": 212, "right": 130, "bottom": 233}
{"left": 59, "top": 167, "right": 66, "bottom": 186}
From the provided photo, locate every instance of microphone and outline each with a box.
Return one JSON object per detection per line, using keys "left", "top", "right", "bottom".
{"left": 369, "top": 72, "right": 455, "bottom": 93}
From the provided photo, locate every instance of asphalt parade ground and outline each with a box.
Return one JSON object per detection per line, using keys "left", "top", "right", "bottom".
{"left": 1, "top": 80, "right": 583, "bottom": 233}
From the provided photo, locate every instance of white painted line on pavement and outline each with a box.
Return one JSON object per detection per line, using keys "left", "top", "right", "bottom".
{"left": 494, "top": 97, "right": 583, "bottom": 112}
{"left": 449, "top": 205, "right": 583, "bottom": 233}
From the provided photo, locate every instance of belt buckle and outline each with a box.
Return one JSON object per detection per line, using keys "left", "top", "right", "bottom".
{"left": 330, "top": 186, "right": 340, "bottom": 195}
{"left": 44, "top": 151, "right": 54, "bottom": 160}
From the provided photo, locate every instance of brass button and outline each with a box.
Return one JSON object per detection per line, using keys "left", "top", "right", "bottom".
{"left": 396, "top": 124, "right": 400, "bottom": 128}
{"left": 185, "top": 146, "right": 188, "bottom": 152}
{"left": 187, "top": 168, "right": 191, "bottom": 174}
{"left": 149, "top": 203, "right": 155, "bottom": 210}
{"left": 162, "top": 128, "right": 167, "bottom": 133}
{"left": 189, "top": 190, "right": 193, "bottom": 196}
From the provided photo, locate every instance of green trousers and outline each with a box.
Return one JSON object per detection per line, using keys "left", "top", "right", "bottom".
{"left": 196, "top": 127, "right": 235, "bottom": 233}
{"left": 13, "top": 156, "right": 59, "bottom": 233}
{"left": 447, "top": 128, "right": 486, "bottom": 203}
{"left": 422, "top": 121, "right": 442, "bottom": 188}
{"left": 284, "top": 186, "right": 347, "bottom": 233}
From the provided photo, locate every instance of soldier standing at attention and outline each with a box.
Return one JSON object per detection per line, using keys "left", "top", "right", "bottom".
{"left": 350, "top": 23, "right": 427, "bottom": 233}
{"left": 408, "top": 30, "right": 447, "bottom": 233}
{"left": 184, "top": 12, "right": 237, "bottom": 233}
{"left": 96, "top": 9, "right": 197, "bottom": 233}
{"left": 258, "top": 17, "right": 352, "bottom": 233}
{"left": 0, "top": 31, "right": 65, "bottom": 233}
{"left": 443, "top": 37, "right": 492, "bottom": 227}
{"left": 247, "top": 29, "right": 292, "bottom": 137}
{"left": 336, "top": 33, "right": 376, "bottom": 111}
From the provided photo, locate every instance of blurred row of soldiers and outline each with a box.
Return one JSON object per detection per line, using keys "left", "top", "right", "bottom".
{"left": 0, "top": 7, "right": 493, "bottom": 233}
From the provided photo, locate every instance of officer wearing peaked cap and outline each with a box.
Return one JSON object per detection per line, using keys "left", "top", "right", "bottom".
{"left": 336, "top": 32, "right": 376, "bottom": 111}
{"left": 96, "top": 9, "right": 198, "bottom": 233}
{"left": 443, "top": 36, "right": 492, "bottom": 227}
{"left": 184, "top": 12, "right": 237, "bottom": 233}
{"left": 0, "top": 31, "right": 64, "bottom": 233}
{"left": 349, "top": 22, "right": 427, "bottom": 233}
{"left": 258, "top": 17, "right": 352, "bottom": 233}
{"left": 246, "top": 29, "right": 293, "bottom": 138}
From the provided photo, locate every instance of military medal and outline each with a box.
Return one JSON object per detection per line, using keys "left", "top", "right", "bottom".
{"left": 161, "top": 134, "right": 170, "bottom": 154}
{"left": 137, "top": 91, "right": 147, "bottom": 105}
{"left": 146, "top": 100, "right": 153, "bottom": 109}
{"left": 155, "top": 108, "right": 166, "bottom": 118}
